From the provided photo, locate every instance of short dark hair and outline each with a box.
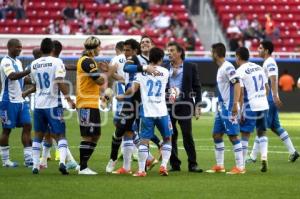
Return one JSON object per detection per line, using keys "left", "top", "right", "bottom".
{"left": 260, "top": 40, "right": 274, "bottom": 55}
{"left": 40, "top": 38, "right": 53, "bottom": 54}
{"left": 124, "top": 39, "right": 140, "bottom": 51}
{"left": 32, "top": 48, "right": 42, "bottom": 59}
{"left": 211, "top": 43, "right": 226, "bottom": 58}
{"left": 167, "top": 41, "right": 185, "bottom": 60}
{"left": 115, "top": 41, "right": 124, "bottom": 51}
{"left": 236, "top": 47, "right": 249, "bottom": 61}
{"left": 52, "top": 40, "right": 62, "bottom": 57}
{"left": 149, "top": 47, "right": 164, "bottom": 64}
{"left": 140, "top": 35, "right": 154, "bottom": 45}
{"left": 7, "top": 38, "right": 21, "bottom": 48}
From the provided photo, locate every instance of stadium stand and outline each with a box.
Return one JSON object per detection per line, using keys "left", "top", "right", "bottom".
{"left": 0, "top": 0, "right": 203, "bottom": 51}
{"left": 213, "top": 0, "right": 300, "bottom": 52}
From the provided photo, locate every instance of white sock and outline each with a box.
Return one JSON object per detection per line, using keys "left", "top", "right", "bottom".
{"left": 215, "top": 141, "right": 224, "bottom": 166}
{"left": 233, "top": 141, "right": 244, "bottom": 169}
{"left": 41, "top": 142, "right": 51, "bottom": 164}
{"left": 280, "top": 131, "right": 296, "bottom": 154}
{"left": 58, "top": 139, "right": 68, "bottom": 165}
{"left": 0, "top": 146, "right": 10, "bottom": 163}
{"left": 161, "top": 143, "right": 172, "bottom": 168}
{"left": 24, "top": 147, "right": 32, "bottom": 162}
{"left": 259, "top": 136, "right": 268, "bottom": 161}
{"left": 66, "top": 148, "right": 76, "bottom": 162}
{"left": 250, "top": 136, "right": 259, "bottom": 160}
{"left": 241, "top": 140, "right": 248, "bottom": 167}
{"left": 138, "top": 144, "right": 148, "bottom": 172}
{"left": 122, "top": 139, "right": 134, "bottom": 171}
{"left": 32, "top": 141, "right": 41, "bottom": 169}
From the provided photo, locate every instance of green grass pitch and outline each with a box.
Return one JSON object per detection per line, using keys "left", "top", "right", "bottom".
{"left": 0, "top": 112, "right": 299, "bottom": 199}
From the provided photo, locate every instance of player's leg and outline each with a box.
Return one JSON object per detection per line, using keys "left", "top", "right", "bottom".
{"left": 133, "top": 117, "right": 153, "bottom": 177}
{"left": 20, "top": 102, "right": 33, "bottom": 167}
{"left": 120, "top": 131, "right": 134, "bottom": 173}
{"left": 0, "top": 102, "right": 19, "bottom": 167}
{"left": 48, "top": 107, "right": 69, "bottom": 175}
{"left": 169, "top": 115, "right": 180, "bottom": 171}
{"left": 32, "top": 109, "right": 47, "bottom": 174}
{"left": 78, "top": 108, "right": 100, "bottom": 175}
{"left": 256, "top": 110, "right": 269, "bottom": 172}
{"left": 156, "top": 115, "right": 172, "bottom": 176}
{"left": 270, "top": 104, "right": 299, "bottom": 162}
{"left": 206, "top": 111, "right": 225, "bottom": 173}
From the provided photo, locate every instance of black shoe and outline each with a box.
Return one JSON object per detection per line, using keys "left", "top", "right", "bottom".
{"left": 289, "top": 151, "right": 299, "bottom": 162}
{"left": 189, "top": 166, "right": 203, "bottom": 173}
{"left": 261, "top": 160, "right": 268, "bottom": 172}
{"left": 59, "top": 163, "right": 69, "bottom": 175}
{"left": 169, "top": 167, "right": 181, "bottom": 172}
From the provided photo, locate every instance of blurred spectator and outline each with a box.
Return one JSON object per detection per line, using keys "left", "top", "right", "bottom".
{"left": 61, "top": 19, "right": 71, "bottom": 35}
{"left": 112, "top": 21, "right": 122, "bottom": 35}
{"left": 279, "top": 70, "right": 295, "bottom": 92}
{"left": 95, "top": 24, "right": 111, "bottom": 35}
{"left": 83, "top": 12, "right": 92, "bottom": 29}
{"left": 265, "top": 13, "right": 280, "bottom": 41}
{"left": 74, "top": 2, "right": 87, "bottom": 20}
{"left": 185, "top": 31, "right": 196, "bottom": 51}
{"left": 85, "top": 21, "right": 94, "bottom": 35}
{"left": 123, "top": 2, "right": 143, "bottom": 20}
{"left": 245, "top": 17, "right": 264, "bottom": 40}
{"left": 153, "top": 11, "right": 170, "bottom": 29}
{"left": 93, "top": 13, "right": 104, "bottom": 29}
{"left": 5, "top": 0, "right": 26, "bottom": 19}
{"left": 0, "top": 0, "right": 5, "bottom": 19}
{"left": 47, "top": 20, "right": 61, "bottom": 34}
{"left": 62, "top": 1, "right": 75, "bottom": 20}
{"left": 227, "top": 19, "right": 243, "bottom": 51}
{"left": 236, "top": 13, "right": 249, "bottom": 33}
{"left": 139, "top": 0, "right": 149, "bottom": 10}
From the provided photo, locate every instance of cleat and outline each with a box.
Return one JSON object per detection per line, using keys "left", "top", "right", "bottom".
{"left": 289, "top": 151, "right": 299, "bottom": 162}
{"left": 133, "top": 171, "right": 147, "bottom": 177}
{"left": 55, "top": 149, "right": 60, "bottom": 161}
{"left": 261, "top": 160, "right": 268, "bottom": 172}
{"left": 245, "top": 155, "right": 256, "bottom": 164}
{"left": 78, "top": 167, "right": 98, "bottom": 175}
{"left": 59, "top": 163, "right": 69, "bottom": 175}
{"left": 226, "top": 167, "right": 245, "bottom": 175}
{"left": 32, "top": 167, "right": 39, "bottom": 174}
{"left": 206, "top": 165, "right": 225, "bottom": 173}
{"left": 159, "top": 166, "right": 168, "bottom": 176}
{"left": 106, "top": 159, "right": 117, "bottom": 173}
{"left": 112, "top": 167, "right": 132, "bottom": 174}
{"left": 66, "top": 161, "right": 79, "bottom": 170}
{"left": 146, "top": 158, "right": 159, "bottom": 171}
{"left": 24, "top": 160, "right": 33, "bottom": 168}
{"left": 3, "top": 160, "right": 18, "bottom": 168}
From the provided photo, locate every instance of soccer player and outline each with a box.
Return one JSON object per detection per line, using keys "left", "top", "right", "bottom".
{"left": 247, "top": 41, "right": 299, "bottom": 163}
{"left": 0, "top": 38, "right": 32, "bottom": 168}
{"left": 30, "top": 38, "right": 75, "bottom": 175}
{"left": 206, "top": 43, "right": 244, "bottom": 175}
{"left": 235, "top": 47, "right": 269, "bottom": 172}
{"left": 116, "top": 47, "right": 172, "bottom": 177}
{"left": 76, "top": 36, "right": 116, "bottom": 175}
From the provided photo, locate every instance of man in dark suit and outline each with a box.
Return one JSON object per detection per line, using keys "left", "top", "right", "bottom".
{"left": 166, "top": 42, "right": 203, "bottom": 172}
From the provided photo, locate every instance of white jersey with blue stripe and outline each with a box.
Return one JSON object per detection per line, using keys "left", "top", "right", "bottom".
{"left": 137, "top": 54, "right": 149, "bottom": 66}
{"left": 263, "top": 57, "right": 278, "bottom": 102}
{"left": 134, "top": 66, "right": 169, "bottom": 117}
{"left": 0, "top": 56, "right": 24, "bottom": 103}
{"left": 237, "top": 62, "right": 269, "bottom": 111}
{"left": 30, "top": 56, "right": 66, "bottom": 109}
{"left": 216, "top": 60, "right": 239, "bottom": 110}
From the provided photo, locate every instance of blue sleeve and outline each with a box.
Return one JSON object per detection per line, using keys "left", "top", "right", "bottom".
{"left": 124, "top": 64, "right": 139, "bottom": 73}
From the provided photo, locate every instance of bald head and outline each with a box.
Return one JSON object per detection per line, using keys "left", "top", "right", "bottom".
{"left": 32, "top": 48, "right": 42, "bottom": 59}
{"left": 7, "top": 38, "right": 22, "bottom": 58}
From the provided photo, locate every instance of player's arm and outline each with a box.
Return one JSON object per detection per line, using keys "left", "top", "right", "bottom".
{"left": 269, "top": 75, "right": 283, "bottom": 107}
{"left": 81, "top": 58, "right": 116, "bottom": 86}
{"left": 56, "top": 77, "right": 75, "bottom": 109}
{"left": 116, "top": 82, "right": 140, "bottom": 101}
{"left": 5, "top": 66, "right": 30, "bottom": 80}
{"left": 265, "top": 83, "right": 270, "bottom": 97}
{"left": 124, "top": 55, "right": 160, "bottom": 75}
{"left": 22, "top": 85, "right": 36, "bottom": 98}
{"left": 232, "top": 80, "right": 241, "bottom": 116}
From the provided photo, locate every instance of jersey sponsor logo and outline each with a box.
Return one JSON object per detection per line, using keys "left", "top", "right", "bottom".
{"left": 119, "top": 58, "right": 125, "bottom": 63}
{"left": 266, "top": 63, "right": 275, "bottom": 68}
{"left": 32, "top": 62, "right": 53, "bottom": 69}
{"left": 245, "top": 67, "right": 261, "bottom": 74}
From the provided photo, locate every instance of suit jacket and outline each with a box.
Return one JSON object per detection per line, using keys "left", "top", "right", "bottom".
{"left": 166, "top": 61, "right": 202, "bottom": 117}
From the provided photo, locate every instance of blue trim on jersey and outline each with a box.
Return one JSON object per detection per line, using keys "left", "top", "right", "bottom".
{"left": 228, "top": 83, "right": 234, "bottom": 111}
{"left": 139, "top": 105, "right": 145, "bottom": 117}
{"left": 243, "top": 87, "right": 249, "bottom": 104}
{"left": 267, "top": 79, "right": 273, "bottom": 102}
{"left": 116, "top": 82, "right": 124, "bottom": 95}
{"left": 2, "top": 78, "right": 10, "bottom": 101}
